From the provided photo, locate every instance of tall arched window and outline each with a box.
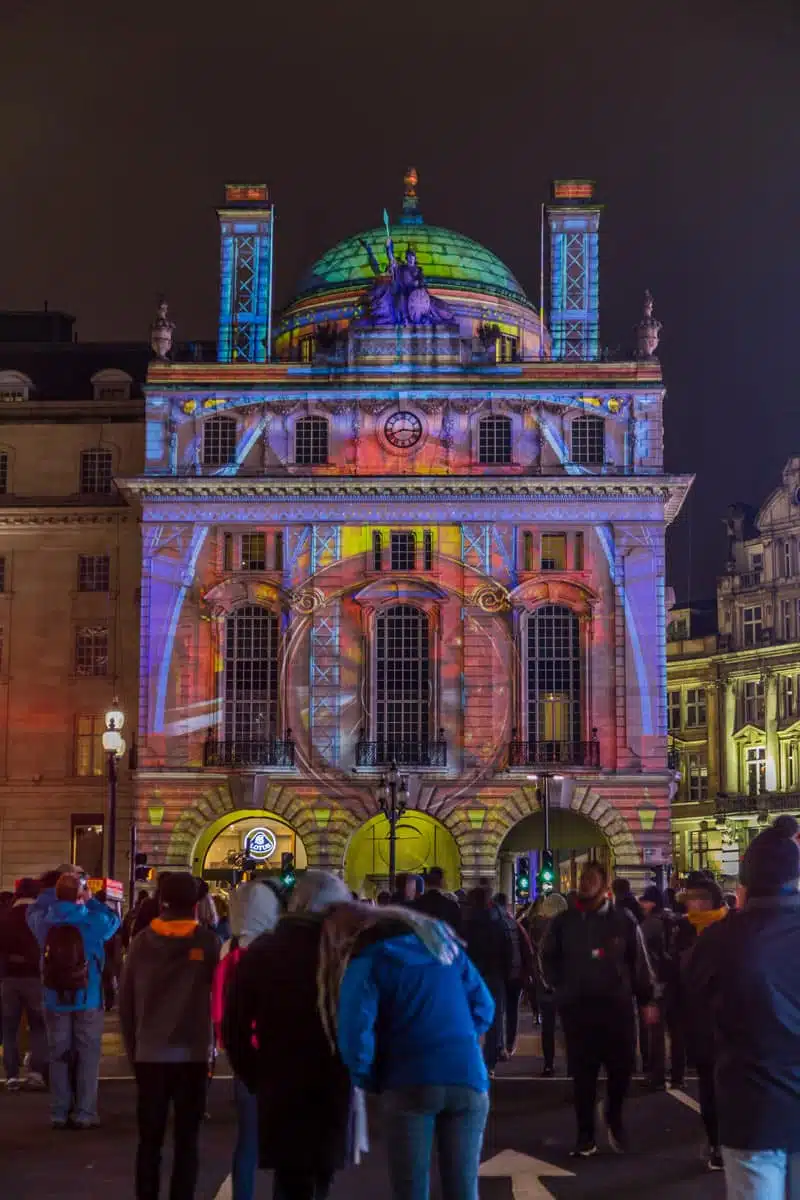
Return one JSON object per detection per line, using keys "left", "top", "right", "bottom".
{"left": 571, "top": 415, "right": 604, "bottom": 466}
{"left": 203, "top": 416, "right": 237, "bottom": 467}
{"left": 527, "top": 605, "right": 581, "bottom": 758}
{"left": 223, "top": 605, "right": 279, "bottom": 751}
{"left": 375, "top": 605, "right": 429, "bottom": 761}
{"left": 295, "top": 416, "right": 329, "bottom": 465}
{"left": 478, "top": 416, "right": 512, "bottom": 465}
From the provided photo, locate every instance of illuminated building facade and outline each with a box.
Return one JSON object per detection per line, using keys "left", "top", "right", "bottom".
{"left": 126, "top": 176, "right": 691, "bottom": 893}
{"left": 669, "top": 457, "right": 800, "bottom": 878}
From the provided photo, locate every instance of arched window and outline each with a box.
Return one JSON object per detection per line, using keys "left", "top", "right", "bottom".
{"left": 375, "top": 605, "right": 429, "bottom": 762}
{"left": 478, "top": 416, "right": 512, "bottom": 465}
{"left": 527, "top": 605, "right": 581, "bottom": 758}
{"left": 203, "top": 416, "right": 237, "bottom": 467}
{"left": 223, "top": 605, "right": 279, "bottom": 751}
{"left": 571, "top": 415, "right": 604, "bottom": 466}
{"left": 295, "top": 416, "right": 329, "bottom": 465}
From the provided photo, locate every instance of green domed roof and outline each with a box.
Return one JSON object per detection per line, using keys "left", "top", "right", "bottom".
{"left": 297, "top": 222, "right": 530, "bottom": 306}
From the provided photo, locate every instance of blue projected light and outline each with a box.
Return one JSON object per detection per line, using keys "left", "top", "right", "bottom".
{"left": 217, "top": 205, "right": 274, "bottom": 364}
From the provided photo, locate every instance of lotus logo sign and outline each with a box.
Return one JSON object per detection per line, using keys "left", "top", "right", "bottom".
{"left": 244, "top": 827, "right": 277, "bottom": 861}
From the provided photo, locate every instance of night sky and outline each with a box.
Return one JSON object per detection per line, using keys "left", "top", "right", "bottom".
{"left": 2, "top": 0, "right": 798, "bottom": 602}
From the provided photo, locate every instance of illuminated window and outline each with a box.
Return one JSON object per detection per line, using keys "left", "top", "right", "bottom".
{"left": 743, "top": 679, "right": 765, "bottom": 725}
{"left": 688, "top": 829, "right": 709, "bottom": 871}
{"left": 571, "top": 416, "right": 604, "bottom": 466}
{"left": 78, "top": 555, "right": 110, "bottom": 593}
{"left": 299, "top": 336, "right": 316, "bottom": 364}
{"left": 781, "top": 674, "right": 796, "bottom": 719}
{"left": 423, "top": 530, "right": 433, "bottom": 571}
{"left": 574, "top": 532, "right": 585, "bottom": 571}
{"left": 0, "top": 452, "right": 8, "bottom": 494}
{"left": 495, "top": 334, "right": 518, "bottom": 363}
{"left": 787, "top": 741, "right": 798, "bottom": 789}
{"left": 742, "top": 605, "right": 763, "bottom": 647}
{"left": 203, "top": 416, "right": 237, "bottom": 467}
{"left": 478, "top": 417, "right": 512, "bottom": 465}
{"left": 541, "top": 534, "right": 567, "bottom": 571}
{"left": 526, "top": 606, "right": 581, "bottom": 750}
{"left": 274, "top": 532, "right": 284, "bottom": 571}
{"left": 240, "top": 534, "right": 266, "bottom": 572}
{"left": 372, "top": 531, "right": 383, "bottom": 571}
{"left": 75, "top": 626, "right": 108, "bottom": 676}
{"left": 667, "top": 690, "right": 681, "bottom": 731}
{"left": 375, "top": 605, "right": 430, "bottom": 756}
{"left": 75, "top": 716, "right": 105, "bottom": 777}
{"left": 295, "top": 417, "right": 328, "bottom": 465}
{"left": 686, "top": 688, "right": 706, "bottom": 727}
{"left": 671, "top": 831, "right": 683, "bottom": 873}
{"left": 522, "top": 531, "right": 534, "bottom": 572}
{"left": 80, "top": 449, "right": 113, "bottom": 495}
{"left": 224, "top": 606, "right": 279, "bottom": 747}
{"left": 390, "top": 532, "right": 416, "bottom": 571}
{"left": 686, "top": 753, "right": 708, "bottom": 801}
{"left": 745, "top": 745, "right": 766, "bottom": 796}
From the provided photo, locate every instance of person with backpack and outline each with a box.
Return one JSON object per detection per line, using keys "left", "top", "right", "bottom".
{"left": 212, "top": 881, "right": 280, "bottom": 1200}
{"left": 0, "top": 877, "right": 48, "bottom": 1090}
{"left": 26, "top": 871, "right": 120, "bottom": 1128}
{"left": 119, "top": 871, "right": 220, "bottom": 1200}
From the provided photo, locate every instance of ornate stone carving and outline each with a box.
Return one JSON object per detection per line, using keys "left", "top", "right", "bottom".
{"left": 150, "top": 297, "right": 175, "bottom": 360}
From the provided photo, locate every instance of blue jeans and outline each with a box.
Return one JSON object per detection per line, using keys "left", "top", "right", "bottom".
{"left": 385, "top": 1085, "right": 490, "bottom": 1200}
{"left": 44, "top": 1007, "right": 104, "bottom": 1122}
{"left": 722, "top": 1148, "right": 800, "bottom": 1199}
{"left": 2, "top": 976, "right": 48, "bottom": 1078}
{"left": 233, "top": 1075, "right": 259, "bottom": 1200}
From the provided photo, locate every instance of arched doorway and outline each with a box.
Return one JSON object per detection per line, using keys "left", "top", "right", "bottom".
{"left": 193, "top": 809, "right": 308, "bottom": 881}
{"left": 498, "top": 809, "right": 611, "bottom": 895}
{"left": 345, "top": 811, "right": 460, "bottom": 897}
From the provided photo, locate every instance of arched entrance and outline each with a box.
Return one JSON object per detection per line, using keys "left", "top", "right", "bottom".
{"left": 345, "top": 811, "right": 461, "bottom": 896}
{"left": 193, "top": 809, "right": 308, "bottom": 881}
{"left": 498, "top": 809, "right": 612, "bottom": 895}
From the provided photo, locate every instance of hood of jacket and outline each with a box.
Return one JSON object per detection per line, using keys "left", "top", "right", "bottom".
{"left": 229, "top": 881, "right": 279, "bottom": 947}
{"left": 45, "top": 899, "right": 94, "bottom": 926}
{"left": 369, "top": 930, "right": 445, "bottom": 967}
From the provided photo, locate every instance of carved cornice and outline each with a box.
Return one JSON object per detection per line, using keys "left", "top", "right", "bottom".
{"left": 0, "top": 510, "right": 131, "bottom": 528}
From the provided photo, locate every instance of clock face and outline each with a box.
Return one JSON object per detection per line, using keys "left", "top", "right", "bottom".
{"left": 384, "top": 411, "right": 423, "bottom": 449}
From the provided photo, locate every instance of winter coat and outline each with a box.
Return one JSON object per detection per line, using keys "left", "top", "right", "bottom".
{"left": 212, "top": 881, "right": 279, "bottom": 1048}
{"left": 465, "top": 907, "right": 512, "bottom": 989}
{"left": 541, "top": 900, "right": 654, "bottom": 1009}
{"left": 639, "top": 911, "right": 674, "bottom": 990}
{"left": 337, "top": 928, "right": 494, "bottom": 1094}
{"left": 684, "top": 894, "right": 800, "bottom": 1152}
{"left": 27, "top": 889, "right": 120, "bottom": 1013}
{"left": 671, "top": 909, "right": 727, "bottom": 1062}
{"left": 0, "top": 898, "right": 41, "bottom": 978}
{"left": 413, "top": 888, "right": 463, "bottom": 935}
{"left": 223, "top": 914, "right": 352, "bottom": 1174}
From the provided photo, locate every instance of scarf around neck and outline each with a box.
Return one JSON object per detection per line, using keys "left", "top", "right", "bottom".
{"left": 686, "top": 907, "right": 727, "bottom": 934}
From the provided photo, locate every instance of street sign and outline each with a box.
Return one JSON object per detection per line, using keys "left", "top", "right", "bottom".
{"left": 479, "top": 1149, "right": 575, "bottom": 1198}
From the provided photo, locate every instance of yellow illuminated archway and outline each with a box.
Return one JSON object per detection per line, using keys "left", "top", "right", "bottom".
{"left": 344, "top": 811, "right": 460, "bottom": 896}
{"left": 192, "top": 809, "right": 308, "bottom": 876}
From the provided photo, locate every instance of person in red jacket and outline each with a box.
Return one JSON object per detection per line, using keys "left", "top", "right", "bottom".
{"left": 0, "top": 877, "right": 47, "bottom": 1089}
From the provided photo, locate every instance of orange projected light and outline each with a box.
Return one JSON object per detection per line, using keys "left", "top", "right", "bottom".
{"left": 553, "top": 180, "right": 594, "bottom": 201}
{"left": 224, "top": 184, "right": 269, "bottom": 204}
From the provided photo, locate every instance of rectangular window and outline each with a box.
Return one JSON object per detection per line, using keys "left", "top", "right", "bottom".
{"left": 390, "top": 532, "right": 416, "bottom": 572}
{"left": 0, "top": 452, "right": 7, "bottom": 494}
{"left": 80, "top": 449, "right": 113, "bottom": 495}
{"left": 743, "top": 679, "right": 765, "bottom": 725}
{"left": 785, "top": 541, "right": 793, "bottom": 577}
{"left": 574, "top": 532, "right": 585, "bottom": 571}
{"left": 787, "top": 742, "right": 797, "bottom": 790}
{"left": 295, "top": 418, "right": 328, "bottom": 466}
{"left": 783, "top": 599, "right": 793, "bottom": 641}
{"left": 75, "top": 716, "right": 105, "bottom": 777}
{"left": 541, "top": 534, "right": 567, "bottom": 571}
{"left": 781, "top": 674, "right": 796, "bottom": 719}
{"left": 0, "top": 557, "right": 5, "bottom": 593}
{"left": 423, "top": 530, "right": 433, "bottom": 571}
{"left": 743, "top": 605, "right": 763, "bottom": 647}
{"left": 240, "top": 533, "right": 266, "bottom": 572}
{"left": 522, "top": 531, "right": 533, "bottom": 572}
{"left": 688, "top": 830, "right": 709, "bottom": 871}
{"left": 274, "top": 532, "right": 284, "bottom": 571}
{"left": 478, "top": 417, "right": 512, "bottom": 465}
{"left": 671, "top": 831, "right": 683, "bottom": 873}
{"left": 71, "top": 814, "right": 104, "bottom": 878}
{"left": 78, "top": 554, "right": 110, "bottom": 593}
{"left": 685, "top": 687, "right": 707, "bottom": 727}
{"left": 223, "top": 532, "right": 234, "bottom": 572}
{"left": 372, "top": 531, "right": 383, "bottom": 572}
{"left": 746, "top": 745, "right": 767, "bottom": 796}
{"left": 687, "top": 753, "right": 709, "bottom": 801}
{"left": 667, "top": 689, "right": 681, "bottom": 731}
{"left": 75, "top": 626, "right": 108, "bottom": 676}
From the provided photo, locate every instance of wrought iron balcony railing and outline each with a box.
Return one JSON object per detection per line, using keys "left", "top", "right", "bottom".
{"left": 203, "top": 737, "right": 295, "bottom": 768}
{"left": 508, "top": 739, "right": 600, "bottom": 769}
{"left": 715, "top": 792, "right": 800, "bottom": 817}
{"left": 356, "top": 737, "right": 447, "bottom": 768}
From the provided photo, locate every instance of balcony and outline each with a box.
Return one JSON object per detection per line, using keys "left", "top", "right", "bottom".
{"left": 508, "top": 739, "right": 600, "bottom": 769}
{"left": 715, "top": 792, "right": 800, "bottom": 817}
{"left": 203, "top": 736, "right": 295, "bottom": 768}
{"left": 355, "top": 735, "right": 447, "bottom": 769}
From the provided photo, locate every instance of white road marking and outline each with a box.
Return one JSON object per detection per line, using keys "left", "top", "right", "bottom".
{"left": 668, "top": 1087, "right": 701, "bottom": 1114}
{"left": 213, "top": 1174, "right": 232, "bottom": 1200}
{"left": 480, "top": 1149, "right": 574, "bottom": 1199}
{"left": 97, "top": 1073, "right": 234, "bottom": 1082}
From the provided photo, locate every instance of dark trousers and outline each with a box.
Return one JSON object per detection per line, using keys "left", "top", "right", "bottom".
{"left": 539, "top": 995, "right": 557, "bottom": 1070}
{"left": 665, "top": 1004, "right": 686, "bottom": 1085}
{"left": 696, "top": 1060, "right": 719, "bottom": 1149}
{"left": 561, "top": 1002, "right": 635, "bottom": 1142}
{"left": 504, "top": 981, "right": 522, "bottom": 1051}
{"left": 482, "top": 981, "right": 506, "bottom": 1071}
{"left": 273, "top": 1169, "right": 333, "bottom": 1200}
{"left": 640, "top": 1000, "right": 666, "bottom": 1085}
{"left": 134, "top": 1062, "right": 207, "bottom": 1200}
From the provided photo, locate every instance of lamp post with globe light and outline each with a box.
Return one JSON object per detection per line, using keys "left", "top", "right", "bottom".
{"left": 377, "top": 762, "right": 410, "bottom": 894}
{"left": 102, "top": 701, "right": 126, "bottom": 880}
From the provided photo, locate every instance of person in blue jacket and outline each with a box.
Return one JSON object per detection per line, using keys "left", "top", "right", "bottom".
{"left": 335, "top": 908, "right": 495, "bottom": 1200}
{"left": 27, "top": 870, "right": 120, "bottom": 1128}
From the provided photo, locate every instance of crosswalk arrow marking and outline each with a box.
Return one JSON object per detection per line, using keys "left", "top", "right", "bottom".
{"left": 479, "top": 1149, "right": 575, "bottom": 1199}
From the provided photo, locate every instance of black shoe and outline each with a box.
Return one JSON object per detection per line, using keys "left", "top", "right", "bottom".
{"left": 707, "top": 1148, "right": 724, "bottom": 1171}
{"left": 641, "top": 1077, "right": 666, "bottom": 1092}
{"left": 571, "top": 1139, "right": 598, "bottom": 1158}
{"left": 603, "top": 1111, "right": 627, "bottom": 1155}
{"left": 669, "top": 1078, "right": 685, "bottom": 1090}
{"left": 541, "top": 1065, "right": 555, "bottom": 1077}
{"left": 51, "top": 1119, "right": 69, "bottom": 1131}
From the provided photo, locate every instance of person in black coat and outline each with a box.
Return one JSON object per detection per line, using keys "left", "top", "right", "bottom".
{"left": 413, "top": 866, "right": 462, "bottom": 934}
{"left": 223, "top": 870, "right": 353, "bottom": 1200}
{"left": 686, "top": 816, "right": 800, "bottom": 1197}
{"left": 464, "top": 886, "right": 512, "bottom": 1076}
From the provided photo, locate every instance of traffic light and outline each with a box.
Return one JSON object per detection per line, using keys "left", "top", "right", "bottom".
{"left": 280, "top": 852, "right": 296, "bottom": 890}
{"left": 134, "top": 852, "right": 149, "bottom": 882}
{"left": 515, "top": 855, "right": 531, "bottom": 903}
{"left": 537, "top": 849, "right": 555, "bottom": 895}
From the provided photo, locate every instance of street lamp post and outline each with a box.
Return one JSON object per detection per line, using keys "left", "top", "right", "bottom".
{"left": 377, "top": 762, "right": 409, "bottom": 894}
{"left": 102, "top": 701, "right": 126, "bottom": 881}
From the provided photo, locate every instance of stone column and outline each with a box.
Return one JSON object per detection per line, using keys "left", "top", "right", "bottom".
{"left": 706, "top": 680, "right": 720, "bottom": 797}
{"left": 766, "top": 672, "right": 779, "bottom": 791}
{"left": 724, "top": 681, "right": 738, "bottom": 793}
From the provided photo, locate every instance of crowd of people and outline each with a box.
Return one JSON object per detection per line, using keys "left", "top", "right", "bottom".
{"left": 1, "top": 818, "right": 799, "bottom": 1199}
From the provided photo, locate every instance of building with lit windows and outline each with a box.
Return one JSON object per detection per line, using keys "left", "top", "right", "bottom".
{"left": 123, "top": 174, "right": 691, "bottom": 894}
{"left": 669, "top": 457, "right": 800, "bottom": 879}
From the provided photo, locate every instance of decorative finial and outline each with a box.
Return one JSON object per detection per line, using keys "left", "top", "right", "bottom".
{"left": 400, "top": 166, "right": 423, "bottom": 226}
{"left": 635, "top": 289, "right": 662, "bottom": 359}
{"left": 150, "top": 294, "right": 175, "bottom": 360}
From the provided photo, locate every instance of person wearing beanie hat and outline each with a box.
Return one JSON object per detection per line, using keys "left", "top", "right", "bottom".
{"left": 637, "top": 886, "right": 674, "bottom": 1091}
{"left": 685, "top": 816, "right": 800, "bottom": 1196}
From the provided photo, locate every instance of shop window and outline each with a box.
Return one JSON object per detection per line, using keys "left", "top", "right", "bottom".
{"left": 75, "top": 716, "right": 105, "bottom": 777}
{"left": 541, "top": 534, "right": 567, "bottom": 571}
{"left": 71, "top": 814, "right": 104, "bottom": 878}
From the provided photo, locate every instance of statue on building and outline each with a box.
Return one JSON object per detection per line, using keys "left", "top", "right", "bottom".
{"left": 635, "top": 289, "right": 662, "bottom": 359}
{"left": 150, "top": 296, "right": 176, "bottom": 360}
{"left": 358, "top": 211, "right": 455, "bottom": 327}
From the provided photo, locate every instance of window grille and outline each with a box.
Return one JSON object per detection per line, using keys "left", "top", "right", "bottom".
{"left": 526, "top": 606, "right": 581, "bottom": 745}
{"left": 80, "top": 449, "right": 113, "bottom": 494}
{"left": 375, "top": 605, "right": 430, "bottom": 748}
{"left": 478, "top": 417, "right": 512, "bottom": 465}
{"left": 78, "top": 555, "right": 110, "bottom": 592}
{"left": 203, "top": 417, "right": 237, "bottom": 467}
{"left": 224, "top": 606, "right": 279, "bottom": 745}
{"left": 571, "top": 416, "right": 604, "bottom": 466}
{"left": 295, "top": 417, "right": 329, "bottom": 465}
{"left": 391, "top": 532, "right": 416, "bottom": 571}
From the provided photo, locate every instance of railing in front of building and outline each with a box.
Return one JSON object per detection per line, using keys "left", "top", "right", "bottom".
{"left": 508, "top": 739, "right": 600, "bottom": 768}
{"left": 715, "top": 792, "right": 800, "bottom": 817}
{"left": 203, "top": 736, "right": 296, "bottom": 768}
{"left": 355, "top": 736, "right": 448, "bottom": 768}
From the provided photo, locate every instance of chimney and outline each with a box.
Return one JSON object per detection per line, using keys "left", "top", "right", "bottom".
{"left": 547, "top": 180, "right": 602, "bottom": 362}
{"left": 217, "top": 183, "right": 274, "bottom": 364}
